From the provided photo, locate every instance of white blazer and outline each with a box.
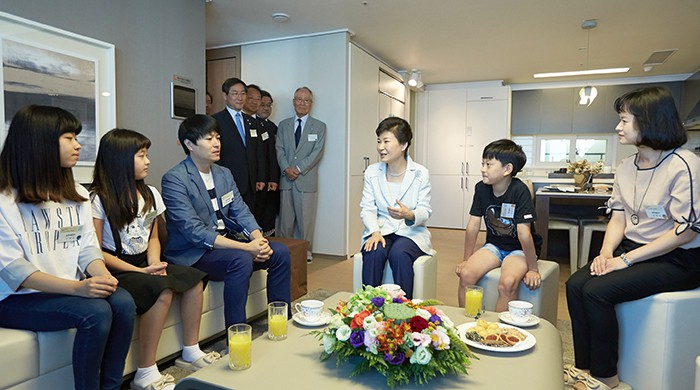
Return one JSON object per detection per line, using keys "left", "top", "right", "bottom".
{"left": 360, "top": 156, "right": 434, "bottom": 255}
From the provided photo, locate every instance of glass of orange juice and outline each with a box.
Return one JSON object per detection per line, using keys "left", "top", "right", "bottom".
{"left": 464, "top": 285, "right": 484, "bottom": 318}
{"left": 228, "top": 324, "right": 252, "bottom": 370}
{"left": 267, "top": 301, "right": 288, "bottom": 341}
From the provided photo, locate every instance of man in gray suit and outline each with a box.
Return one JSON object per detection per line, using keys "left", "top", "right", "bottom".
{"left": 276, "top": 86, "right": 326, "bottom": 262}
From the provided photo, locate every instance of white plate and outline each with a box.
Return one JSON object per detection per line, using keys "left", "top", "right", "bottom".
{"left": 292, "top": 312, "right": 331, "bottom": 327}
{"left": 457, "top": 322, "right": 536, "bottom": 352}
{"left": 498, "top": 312, "right": 541, "bottom": 327}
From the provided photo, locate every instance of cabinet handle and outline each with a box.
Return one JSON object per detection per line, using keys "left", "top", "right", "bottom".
{"left": 461, "top": 162, "right": 464, "bottom": 176}
{"left": 460, "top": 177, "right": 464, "bottom": 189}
{"left": 465, "top": 162, "right": 469, "bottom": 174}
{"left": 465, "top": 176, "right": 469, "bottom": 191}
{"left": 363, "top": 156, "right": 370, "bottom": 172}
{"left": 480, "top": 96, "right": 494, "bottom": 100}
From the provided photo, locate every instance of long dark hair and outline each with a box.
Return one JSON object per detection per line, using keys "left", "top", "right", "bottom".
{"left": 90, "top": 128, "right": 154, "bottom": 229}
{"left": 0, "top": 105, "right": 85, "bottom": 203}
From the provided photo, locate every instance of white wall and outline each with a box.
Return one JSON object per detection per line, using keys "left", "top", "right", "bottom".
{"left": 0, "top": 1, "right": 206, "bottom": 186}
{"left": 241, "top": 32, "right": 349, "bottom": 256}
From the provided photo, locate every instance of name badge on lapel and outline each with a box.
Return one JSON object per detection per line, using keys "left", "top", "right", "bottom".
{"left": 249, "top": 129, "right": 258, "bottom": 137}
{"left": 261, "top": 132, "right": 269, "bottom": 141}
{"left": 221, "top": 191, "right": 234, "bottom": 207}
{"left": 308, "top": 133, "right": 317, "bottom": 142}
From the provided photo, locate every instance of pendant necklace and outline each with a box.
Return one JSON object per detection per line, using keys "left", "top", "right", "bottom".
{"left": 630, "top": 151, "right": 663, "bottom": 225}
{"left": 386, "top": 164, "right": 406, "bottom": 177}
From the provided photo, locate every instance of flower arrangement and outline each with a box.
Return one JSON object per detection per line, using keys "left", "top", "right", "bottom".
{"left": 313, "top": 286, "right": 475, "bottom": 388}
{"left": 567, "top": 159, "right": 604, "bottom": 175}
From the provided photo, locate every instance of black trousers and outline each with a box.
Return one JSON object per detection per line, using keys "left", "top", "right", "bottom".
{"left": 566, "top": 239, "right": 700, "bottom": 377}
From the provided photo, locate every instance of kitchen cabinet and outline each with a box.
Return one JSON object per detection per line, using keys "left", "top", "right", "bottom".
{"left": 512, "top": 81, "right": 684, "bottom": 135}
{"left": 421, "top": 84, "right": 510, "bottom": 228}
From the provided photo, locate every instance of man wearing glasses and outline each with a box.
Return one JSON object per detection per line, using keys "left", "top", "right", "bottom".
{"left": 276, "top": 87, "right": 326, "bottom": 262}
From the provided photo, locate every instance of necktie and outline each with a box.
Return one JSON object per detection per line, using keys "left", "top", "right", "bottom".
{"left": 235, "top": 112, "right": 246, "bottom": 146}
{"left": 295, "top": 118, "right": 302, "bottom": 147}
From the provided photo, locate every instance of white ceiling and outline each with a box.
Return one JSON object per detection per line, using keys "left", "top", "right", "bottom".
{"left": 205, "top": 0, "right": 700, "bottom": 86}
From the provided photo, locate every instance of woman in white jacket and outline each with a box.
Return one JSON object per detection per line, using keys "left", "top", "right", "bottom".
{"left": 360, "top": 117, "right": 432, "bottom": 298}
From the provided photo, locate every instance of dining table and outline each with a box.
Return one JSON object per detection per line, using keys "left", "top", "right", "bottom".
{"left": 534, "top": 187, "right": 612, "bottom": 259}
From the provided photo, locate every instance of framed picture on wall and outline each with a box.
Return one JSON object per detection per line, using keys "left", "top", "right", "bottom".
{"left": 171, "top": 82, "right": 196, "bottom": 120}
{"left": 0, "top": 11, "right": 116, "bottom": 167}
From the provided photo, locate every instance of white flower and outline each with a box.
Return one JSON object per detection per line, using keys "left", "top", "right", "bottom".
{"left": 440, "top": 313, "right": 454, "bottom": 328}
{"left": 364, "top": 330, "right": 377, "bottom": 351}
{"left": 329, "top": 314, "right": 344, "bottom": 329}
{"left": 416, "top": 308, "right": 431, "bottom": 320}
{"left": 431, "top": 329, "right": 451, "bottom": 350}
{"left": 363, "top": 315, "right": 376, "bottom": 330}
{"left": 411, "top": 298, "right": 423, "bottom": 305}
{"left": 323, "top": 333, "right": 336, "bottom": 353}
{"left": 410, "top": 345, "right": 432, "bottom": 365}
{"left": 367, "top": 322, "right": 382, "bottom": 338}
{"left": 411, "top": 332, "right": 432, "bottom": 348}
{"left": 335, "top": 325, "right": 352, "bottom": 341}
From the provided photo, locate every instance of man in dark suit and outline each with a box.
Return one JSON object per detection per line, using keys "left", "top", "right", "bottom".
{"left": 211, "top": 78, "right": 265, "bottom": 210}
{"left": 276, "top": 86, "right": 326, "bottom": 262}
{"left": 161, "top": 114, "right": 290, "bottom": 328}
{"left": 255, "top": 89, "right": 280, "bottom": 236}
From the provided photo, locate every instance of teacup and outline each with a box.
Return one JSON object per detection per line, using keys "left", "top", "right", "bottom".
{"left": 294, "top": 299, "right": 324, "bottom": 321}
{"left": 508, "top": 300, "right": 533, "bottom": 322}
{"left": 380, "top": 283, "right": 401, "bottom": 294}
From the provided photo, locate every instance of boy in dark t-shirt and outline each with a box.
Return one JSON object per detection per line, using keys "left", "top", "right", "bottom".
{"left": 455, "top": 139, "right": 542, "bottom": 311}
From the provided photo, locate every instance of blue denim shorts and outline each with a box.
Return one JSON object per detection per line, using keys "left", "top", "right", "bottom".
{"left": 481, "top": 243, "right": 525, "bottom": 263}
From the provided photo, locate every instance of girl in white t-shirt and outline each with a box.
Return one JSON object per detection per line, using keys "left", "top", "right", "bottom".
{"left": 0, "top": 106, "right": 136, "bottom": 390}
{"left": 91, "top": 129, "right": 219, "bottom": 390}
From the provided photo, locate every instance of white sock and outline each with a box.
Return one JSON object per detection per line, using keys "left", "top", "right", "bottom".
{"left": 134, "top": 364, "right": 161, "bottom": 387}
{"left": 182, "top": 344, "right": 206, "bottom": 363}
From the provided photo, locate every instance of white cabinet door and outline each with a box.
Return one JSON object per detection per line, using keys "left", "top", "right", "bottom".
{"left": 425, "top": 89, "right": 467, "bottom": 175}
{"left": 465, "top": 99, "right": 509, "bottom": 175}
{"left": 347, "top": 174, "right": 365, "bottom": 254}
{"left": 428, "top": 175, "right": 466, "bottom": 229}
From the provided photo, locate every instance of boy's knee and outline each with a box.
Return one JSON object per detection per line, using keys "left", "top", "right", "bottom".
{"left": 498, "top": 277, "right": 519, "bottom": 294}
{"left": 458, "top": 270, "right": 479, "bottom": 286}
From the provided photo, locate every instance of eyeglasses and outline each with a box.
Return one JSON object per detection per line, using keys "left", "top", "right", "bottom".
{"left": 294, "top": 98, "right": 312, "bottom": 105}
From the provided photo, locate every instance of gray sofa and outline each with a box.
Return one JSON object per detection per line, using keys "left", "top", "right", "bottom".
{"left": 0, "top": 269, "right": 268, "bottom": 389}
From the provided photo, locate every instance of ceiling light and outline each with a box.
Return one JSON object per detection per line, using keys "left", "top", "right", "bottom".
{"left": 579, "top": 86, "right": 598, "bottom": 106}
{"left": 533, "top": 68, "right": 630, "bottom": 78}
{"left": 407, "top": 69, "right": 423, "bottom": 88}
{"left": 271, "top": 13, "right": 289, "bottom": 22}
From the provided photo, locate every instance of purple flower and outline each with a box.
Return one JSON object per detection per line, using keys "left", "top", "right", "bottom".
{"left": 393, "top": 297, "right": 403, "bottom": 303}
{"left": 384, "top": 352, "right": 406, "bottom": 365}
{"left": 349, "top": 331, "right": 365, "bottom": 348}
{"left": 429, "top": 314, "right": 442, "bottom": 325}
{"left": 371, "top": 297, "right": 385, "bottom": 308}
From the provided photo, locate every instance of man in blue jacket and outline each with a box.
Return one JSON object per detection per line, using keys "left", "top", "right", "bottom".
{"left": 161, "top": 114, "right": 290, "bottom": 328}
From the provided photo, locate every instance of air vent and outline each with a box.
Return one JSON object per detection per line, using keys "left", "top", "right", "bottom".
{"left": 643, "top": 49, "right": 677, "bottom": 66}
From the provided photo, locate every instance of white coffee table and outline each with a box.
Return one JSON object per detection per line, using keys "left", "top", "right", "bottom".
{"left": 175, "top": 292, "right": 563, "bottom": 390}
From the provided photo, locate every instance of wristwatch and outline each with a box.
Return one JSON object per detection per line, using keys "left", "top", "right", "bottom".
{"left": 620, "top": 252, "right": 633, "bottom": 267}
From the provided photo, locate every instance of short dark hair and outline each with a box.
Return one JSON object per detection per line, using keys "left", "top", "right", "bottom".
{"left": 614, "top": 86, "right": 686, "bottom": 150}
{"left": 375, "top": 117, "right": 412, "bottom": 157}
{"left": 246, "top": 84, "right": 262, "bottom": 96}
{"left": 260, "top": 90, "right": 273, "bottom": 103}
{"left": 221, "top": 78, "right": 247, "bottom": 94}
{"left": 91, "top": 128, "right": 154, "bottom": 229}
{"left": 178, "top": 114, "right": 220, "bottom": 155}
{"left": 0, "top": 105, "right": 85, "bottom": 203}
{"left": 482, "top": 139, "right": 526, "bottom": 177}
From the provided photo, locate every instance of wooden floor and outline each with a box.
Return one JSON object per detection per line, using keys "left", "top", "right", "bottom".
{"left": 307, "top": 227, "right": 571, "bottom": 321}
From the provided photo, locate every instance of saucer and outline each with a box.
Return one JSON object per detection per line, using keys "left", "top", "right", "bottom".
{"left": 498, "top": 311, "right": 540, "bottom": 327}
{"left": 292, "top": 312, "right": 331, "bottom": 327}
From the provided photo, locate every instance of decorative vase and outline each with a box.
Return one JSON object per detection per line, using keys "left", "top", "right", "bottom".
{"left": 573, "top": 173, "right": 592, "bottom": 189}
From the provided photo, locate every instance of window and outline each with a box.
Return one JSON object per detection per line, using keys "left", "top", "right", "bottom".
{"left": 512, "top": 135, "right": 614, "bottom": 169}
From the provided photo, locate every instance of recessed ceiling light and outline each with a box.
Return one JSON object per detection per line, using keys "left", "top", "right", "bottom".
{"left": 272, "top": 13, "right": 289, "bottom": 22}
